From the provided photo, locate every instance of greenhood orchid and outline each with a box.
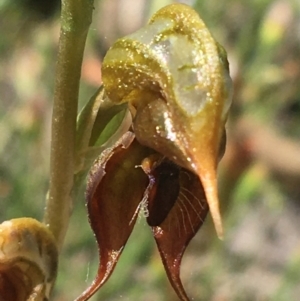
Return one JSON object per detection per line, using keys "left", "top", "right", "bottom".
{"left": 76, "top": 3, "right": 232, "bottom": 301}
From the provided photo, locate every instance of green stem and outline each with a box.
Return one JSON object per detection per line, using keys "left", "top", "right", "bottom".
{"left": 44, "top": 0, "right": 94, "bottom": 250}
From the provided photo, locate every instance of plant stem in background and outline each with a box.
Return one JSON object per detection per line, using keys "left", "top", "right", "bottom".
{"left": 44, "top": 0, "right": 94, "bottom": 251}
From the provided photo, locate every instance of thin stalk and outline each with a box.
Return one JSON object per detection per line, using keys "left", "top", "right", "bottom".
{"left": 44, "top": 0, "right": 94, "bottom": 250}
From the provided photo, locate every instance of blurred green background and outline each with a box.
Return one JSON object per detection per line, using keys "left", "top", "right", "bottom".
{"left": 0, "top": 0, "right": 300, "bottom": 300}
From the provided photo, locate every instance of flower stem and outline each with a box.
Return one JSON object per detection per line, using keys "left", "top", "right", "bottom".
{"left": 44, "top": 0, "right": 94, "bottom": 250}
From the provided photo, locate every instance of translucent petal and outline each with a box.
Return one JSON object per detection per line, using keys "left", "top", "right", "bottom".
{"left": 142, "top": 158, "right": 209, "bottom": 301}
{"left": 75, "top": 132, "right": 153, "bottom": 301}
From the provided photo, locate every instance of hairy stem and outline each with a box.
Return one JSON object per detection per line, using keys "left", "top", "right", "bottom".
{"left": 44, "top": 0, "right": 94, "bottom": 250}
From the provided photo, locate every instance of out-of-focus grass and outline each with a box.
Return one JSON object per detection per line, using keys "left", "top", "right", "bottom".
{"left": 1, "top": 0, "right": 300, "bottom": 300}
